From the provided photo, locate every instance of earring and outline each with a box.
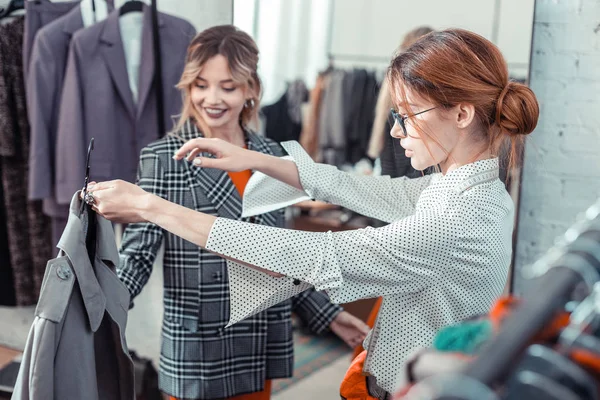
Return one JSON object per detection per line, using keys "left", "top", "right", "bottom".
{"left": 245, "top": 99, "right": 255, "bottom": 109}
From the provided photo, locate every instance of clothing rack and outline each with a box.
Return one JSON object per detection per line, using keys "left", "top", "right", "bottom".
{"left": 328, "top": 52, "right": 391, "bottom": 64}
{"left": 432, "top": 199, "right": 600, "bottom": 399}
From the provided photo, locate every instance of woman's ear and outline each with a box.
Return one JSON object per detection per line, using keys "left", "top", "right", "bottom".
{"left": 456, "top": 103, "right": 476, "bottom": 130}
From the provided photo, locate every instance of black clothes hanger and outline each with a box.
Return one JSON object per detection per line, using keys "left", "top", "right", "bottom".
{"left": 503, "top": 344, "right": 598, "bottom": 400}
{"left": 119, "top": 0, "right": 143, "bottom": 15}
{"left": 0, "top": 0, "right": 24, "bottom": 19}
{"left": 91, "top": 0, "right": 96, "bottom": 24}
{"left": 80, "top": 138, "right": 97, "bottom": 264}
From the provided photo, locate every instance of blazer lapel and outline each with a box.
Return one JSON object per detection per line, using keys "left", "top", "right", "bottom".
{"left": 99, "top": 10, "right": 136, "bottom": 119}
{"left": 174, "top": 120, "right": 244, "bottom": 220}
{"left": 136, "top": 5, "right": 165, "bottom": 119}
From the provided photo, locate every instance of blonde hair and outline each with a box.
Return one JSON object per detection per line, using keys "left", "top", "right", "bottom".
{"left": 175, "top": 25, "right": 262, "bottom": 133}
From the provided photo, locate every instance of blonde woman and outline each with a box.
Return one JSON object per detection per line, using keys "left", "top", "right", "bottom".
{"left": 115, "top": 25, "right": 368, "bottom": 400}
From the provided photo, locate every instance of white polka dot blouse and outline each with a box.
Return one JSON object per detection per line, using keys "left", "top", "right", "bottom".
{"left": 205, "top": 141, "right": 514, "bottom": 393}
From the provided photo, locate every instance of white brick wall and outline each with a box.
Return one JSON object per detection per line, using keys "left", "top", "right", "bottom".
{"left": 514, "top": 0, "right": 600, "bottom": 293}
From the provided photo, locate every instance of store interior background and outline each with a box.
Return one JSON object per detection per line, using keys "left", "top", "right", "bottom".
{"left": 1, "top": 0, "right": 599, "bottom": 398}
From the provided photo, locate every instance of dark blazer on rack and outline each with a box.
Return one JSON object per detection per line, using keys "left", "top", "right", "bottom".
{"left": 54, "top": 5, "right": 196, "bottom": 204}
{"left": 12, "top": 192, "right": 134, "bottom": 400}
{"left": 0, "top": 16, "right": 52, "bottom": 306}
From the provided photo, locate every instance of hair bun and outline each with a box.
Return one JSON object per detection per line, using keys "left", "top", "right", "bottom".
{"left": 495, "top": 81, "right": 539, "bottom": 136}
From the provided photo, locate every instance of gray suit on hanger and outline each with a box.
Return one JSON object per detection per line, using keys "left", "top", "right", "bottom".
{"left": 23, "top": 0, "right": 81, "bottom": 84}
{"left": 54, "top": 6, "right": 195, "bottom": 204}
{"left": 11, "top": 192, "right": 134, "bottom": 400}
{"left": 27, "top": 4, "right": 110, "bottom": 246}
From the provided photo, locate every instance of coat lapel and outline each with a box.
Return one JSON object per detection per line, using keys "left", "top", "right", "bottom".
{"left": 171, "top": 120, "right": 282, "bottom": 226}
{"left": 99, "top": 10, "right": 136, "bottom": 119}
{"left": 174, "top": 120, "right": 244, "bottom": 220}
{"left": 136, "top": 5, "right": 165, "bottom": 119}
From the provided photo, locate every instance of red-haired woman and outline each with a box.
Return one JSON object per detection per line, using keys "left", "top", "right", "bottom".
{"left": 84, "top": 28, "right": 539, "bottom": 398}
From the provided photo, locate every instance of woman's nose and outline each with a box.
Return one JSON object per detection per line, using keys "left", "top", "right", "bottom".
{"left": 390, "top": 121, "right": 405, "bottom": 139}
{"left": 205, "top": 88, "right": 220, "bottom": 105}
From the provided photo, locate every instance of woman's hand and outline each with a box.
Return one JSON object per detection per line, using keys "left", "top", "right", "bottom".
{"left": 329, "top": 311, "right": 370, "bottom": 348}
{"left": 173, "top": 137, "right": 261, "bottom": 172}
{"left": 83, "top": 180, "right": 152, "bottom": 224}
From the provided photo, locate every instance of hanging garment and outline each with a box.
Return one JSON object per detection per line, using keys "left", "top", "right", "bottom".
{"left": 261, "top": 83, "right": 307, "bottom": 144}
{"left": 28, "top": 3, "right": 114, "bottom": 246}
{"left": 11, "top": 192, "right": 135, "bottom": 400}
{"left": 22, "top": 0, "right": 81, "bottom": 84}
{"left": 299, "top": 73, "right": 326, "bottom": 159}
{"left": 118, "top": 120, "right": 342, "bottom": 399}
{"left": 318, "top": 70, "right": 347, "bottom": 166}
{"left": 367, "top": 78, "right": 392, "bottom": 160}
{"left": 344, "top": 70, "right": 379, "bottom": 165}
{"left": 0, "top": 161, "right": 16, "bottom": 306}
{"left": 54, "top": 5, "right": 195, "bottom": 205}
{"left": 0, "top": 16, "right": 52, "bottom": 306}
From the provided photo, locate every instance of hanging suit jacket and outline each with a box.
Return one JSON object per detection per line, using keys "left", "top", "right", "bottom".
{"left": 27, "top": 4, "right": 111, "bottom": 219}
{"left": 11, "top": 192, "right": 134, "bottom": 400}
{"left": 54, "top": 6, "right": 196, "bottom": 205}
{"left": 22, "top": 0, "right": 81, "bottom": 84}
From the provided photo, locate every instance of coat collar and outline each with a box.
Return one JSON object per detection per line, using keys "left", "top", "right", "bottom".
{"left": 171, "top": 119, "right": 279, "bottom": 225}
{"left": 55, "top": 192, "right": 128, "bottom": 332}
{"left": 61, "top": 4, "right": 85, "bottom": 36}
{"left": 435, "top": 158, "right": 500, "bottom": 194}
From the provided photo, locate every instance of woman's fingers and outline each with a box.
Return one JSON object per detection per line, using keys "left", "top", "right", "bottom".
{"left": 186, "top": 148, "right": 202, "bottom": 161}
{"left": 174, "top": 138, "right": 222, "bottom": 160}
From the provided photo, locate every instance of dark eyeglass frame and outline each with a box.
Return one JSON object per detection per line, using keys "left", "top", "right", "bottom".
{"left": 390, "top": 107, "right": 436, "bottom": 137}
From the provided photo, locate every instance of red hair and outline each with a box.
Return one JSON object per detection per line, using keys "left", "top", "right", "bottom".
{"left": 388, "top": 28, "right": 539, "bottom": 171}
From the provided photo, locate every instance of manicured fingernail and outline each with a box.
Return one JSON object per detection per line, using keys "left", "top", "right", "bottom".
{"left": 193, "top": 158, "right": 202, "bottom": 166}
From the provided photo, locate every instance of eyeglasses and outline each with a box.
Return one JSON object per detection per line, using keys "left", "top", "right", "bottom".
{"left": 390, "top": 107, "right": 436, "bottom": 137}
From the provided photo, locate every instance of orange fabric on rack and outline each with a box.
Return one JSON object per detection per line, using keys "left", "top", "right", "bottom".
{"left": 168, "top": 381, "right": 272, "bottom": 400}
{"left": 340, "top": 350, "right": 379, "bottom": 400}
{"left": 228, "top": 169, "right": 252, "bottom": 197}
{"left": 352, "top": 297, "right": 383, "bottom": 360}
{"left": 489, "top": 296, "right": 570, "bottom": 342}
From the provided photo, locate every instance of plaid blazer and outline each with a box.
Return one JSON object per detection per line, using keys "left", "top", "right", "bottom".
{"left": 118, "top": 119, "right": 341, "bottom": 399}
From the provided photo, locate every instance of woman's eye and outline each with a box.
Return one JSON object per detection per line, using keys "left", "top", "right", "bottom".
{"left": 195, "top": 84, "right": 207, "bottom": 89}
{"left": 222, "top": 87, "right": 236, "bottom": 92}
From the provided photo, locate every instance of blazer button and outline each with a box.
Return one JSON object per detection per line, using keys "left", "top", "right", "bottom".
{"left": 212, "top": 272, "right": 222, "bottom": 282}
{"left": 56, "top": 264, "right": 72, "bottom": 280}
{"left": 216, "top": 328, "right": 223, "bottom": 336}
{"left": 293, "top": 279, "right": 301, "bottom": 285}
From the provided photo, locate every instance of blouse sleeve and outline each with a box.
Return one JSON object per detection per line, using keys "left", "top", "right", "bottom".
{"left": 210, "top": 203, "right": 457, "bottom": 326}
{"left": 242, "top": 141, "right": 435, "bottom": 224}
